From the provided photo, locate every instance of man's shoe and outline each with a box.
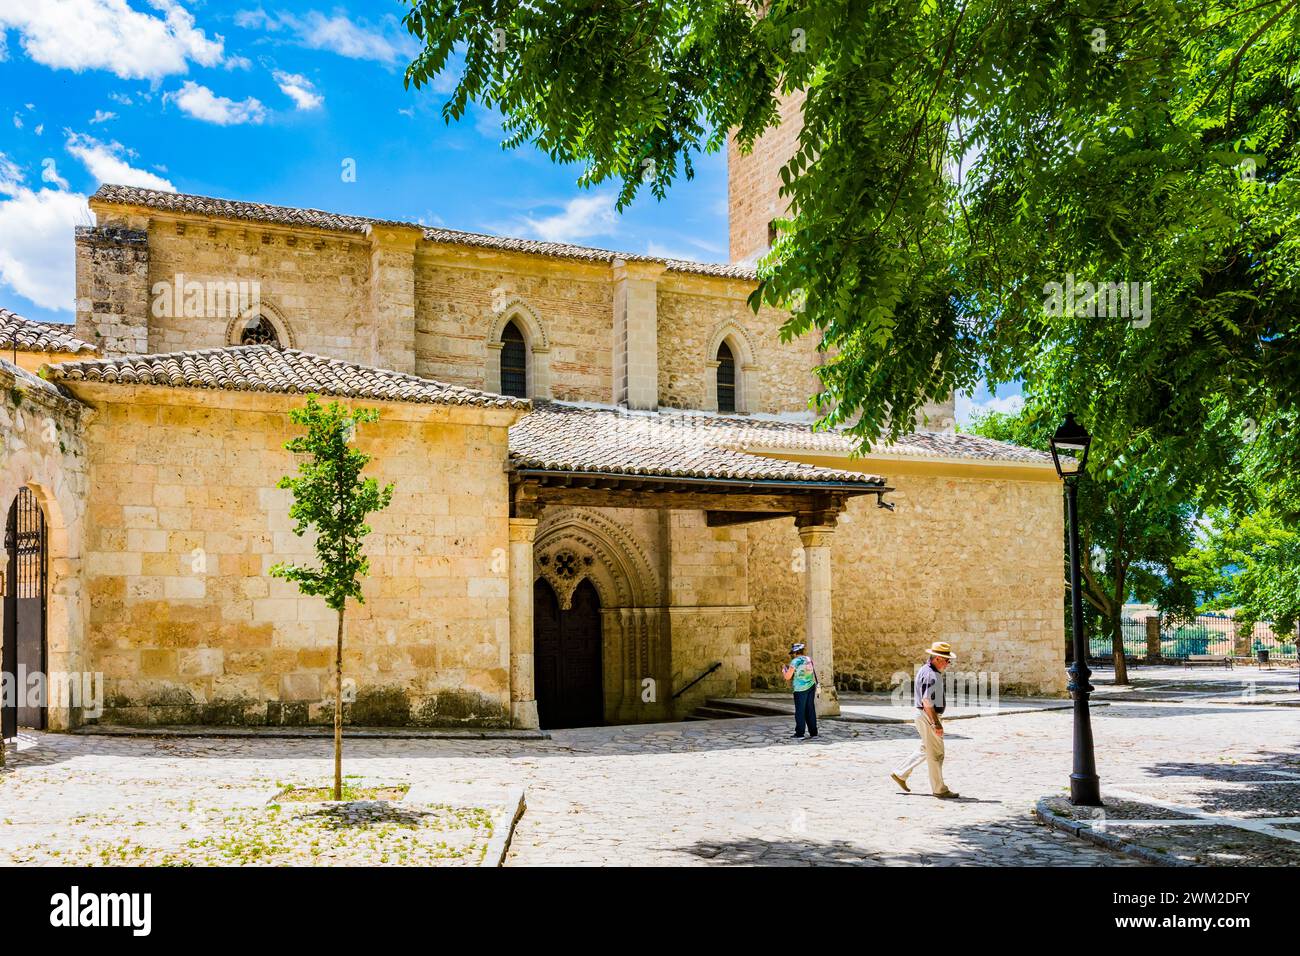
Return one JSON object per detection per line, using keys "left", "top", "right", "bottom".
{"left": 790, "top": 734, "right": 805, "bottom": 739}
{"left": 935, "top": 789, "right": 961, "bottom": 799}
{"left": 890, "top": 773, "right": 911, "bottom": 793}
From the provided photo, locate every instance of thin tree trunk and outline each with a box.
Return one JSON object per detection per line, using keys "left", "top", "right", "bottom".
{"left": 334, "top": 607, "right": 344, "bottom": 802}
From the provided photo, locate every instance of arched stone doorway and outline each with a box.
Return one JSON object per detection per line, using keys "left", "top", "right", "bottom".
{"left": 533, "top": 508, "right": 668, "bottom": 724}
{"left": 3, "top": 488, "right": 48, "bottom": 735}
{"left": 533, "top": 577, "right": 603, "bottom": 729}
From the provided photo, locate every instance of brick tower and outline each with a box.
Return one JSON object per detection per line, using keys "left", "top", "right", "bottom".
{"left": 726, "top": 93, "right": 956, "bottom": 431}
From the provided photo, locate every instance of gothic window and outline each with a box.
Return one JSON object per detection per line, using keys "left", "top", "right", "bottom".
{"left": 716, "top": 340, "right": 737, "bottom": 413}
{"left": 500, "top": 321, "right": 528, "bottom": 398}
{"left": 239, "top": 315, "right": 281, "bottom": 347}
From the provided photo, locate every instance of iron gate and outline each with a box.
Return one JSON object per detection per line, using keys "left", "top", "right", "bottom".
{"left": 3, "top": 488, "right": 47, "bottom": 736}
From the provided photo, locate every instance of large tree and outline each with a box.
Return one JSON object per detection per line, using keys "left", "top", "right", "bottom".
{"left": 970, "top": 403, "right": 1198, "bottom": 682}
{"left": 402, "top": 0, "right": 1300, "bottom": 514}
{"left": 1177, "top": 507, "right": 1300, "bottom": 636}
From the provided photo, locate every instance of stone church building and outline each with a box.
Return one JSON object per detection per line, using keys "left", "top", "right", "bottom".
{"left": 0, "top": 139, "right": 1065, "bottom": 733}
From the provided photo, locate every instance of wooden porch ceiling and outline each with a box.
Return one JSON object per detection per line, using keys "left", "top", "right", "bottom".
{"left": 509, "top": 468, "right": 893, "bottom": 527}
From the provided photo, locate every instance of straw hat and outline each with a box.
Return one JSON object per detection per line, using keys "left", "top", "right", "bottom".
{"left": 925, "top": 641, "right": 955, "bottom": 660}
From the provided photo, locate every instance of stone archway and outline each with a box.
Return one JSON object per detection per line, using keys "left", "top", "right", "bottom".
{"left": 3, "top": 488, "right": 50, "bottom": 734}
{"left": 0, "top": 367, "right": 89, "bottom": 731}
{"left": 225, "top": 299, "right": 295, "bottom": 349}
{"left": 534, "top": 508, "right": 667, "bottom": 722}
{"left": 705, "top": 320, "right": 760, "bottom": 414}
{"left": 533, "top": 577, "right": 604, "bottom": 729}
{"left": 485, "top": 296, "right": 552, "bottom": 399}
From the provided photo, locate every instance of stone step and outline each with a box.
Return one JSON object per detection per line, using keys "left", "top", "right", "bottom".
{"left": 702, "top": 697, "right": 792, "bottom": 717}
{"left": 683, "top": 699, "right": 789, "bottom": 721}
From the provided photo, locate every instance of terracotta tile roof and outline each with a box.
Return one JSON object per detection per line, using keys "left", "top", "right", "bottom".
{"left": 91, "top": 184, "right": 757, "bottom": 280}
{"left": 0, "top": 308, "right": 96, "bottom": 354}
{"left": 509, "top": 404, "right": 887, "bottom": 485}
{"left": 44, "top": 345, "right": 531, "bottom": 409}
{"left": 508, "top": 404, "right": 1051, "bottom": 484}
{"left": 689, "top": 415, "right": 1052, "bottom": 464}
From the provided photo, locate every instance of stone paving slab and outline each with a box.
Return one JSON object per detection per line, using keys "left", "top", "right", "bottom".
{"left": 1, "top": 688, "right": 1293, "bottom": 867}
{"left": 714, "top": 693, "right": 1076, "bottom": 723}
{"left": 1038, "top": 792, "right": 1300, "bottom": 867}
{"left": 73, "top": 724, "right": 549, "bottom": 740}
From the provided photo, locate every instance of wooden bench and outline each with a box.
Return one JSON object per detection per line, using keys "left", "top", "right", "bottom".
{"left": 1183, "top": 654, "right": 1233, "bottom": 669}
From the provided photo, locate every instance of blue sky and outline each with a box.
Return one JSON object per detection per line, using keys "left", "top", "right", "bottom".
{"left": 0, "top": 1, "right": 727, "bottom": 321}
{"left": 0, "top": 0, "right": 1013, "bottom": 424}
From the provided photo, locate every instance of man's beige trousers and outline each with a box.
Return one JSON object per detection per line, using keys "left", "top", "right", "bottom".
{"left": 894, "top": 714, "right": 947, "bottom": 794}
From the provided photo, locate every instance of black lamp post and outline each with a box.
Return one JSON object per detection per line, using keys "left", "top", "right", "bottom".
{"left": 1050, "top": 413, "right": 1103, "bottom": 807}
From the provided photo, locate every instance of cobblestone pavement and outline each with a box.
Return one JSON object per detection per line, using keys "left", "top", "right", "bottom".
{"left": 1, "top": 683, "right": 1294, "bottom": 865}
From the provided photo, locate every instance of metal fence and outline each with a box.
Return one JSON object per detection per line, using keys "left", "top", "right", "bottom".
{"left": 1089, "top": 613, "right": 1299, "bottom": 661}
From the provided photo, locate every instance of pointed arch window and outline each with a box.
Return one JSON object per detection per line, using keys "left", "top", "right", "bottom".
{"left": 239, "top": 315, "right": 281, "bottom": 347}
{"left": 716, "top": 340, "right": 737, "bottom": 413}
{"left": 500, "top": 321, "right": 528, "bottom": 398}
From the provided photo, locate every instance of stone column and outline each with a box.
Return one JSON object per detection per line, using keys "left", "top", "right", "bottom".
{"left": 508, "top": 517, "right": 539, "bottom": 729}
{"left": 1145, "top": 617, "right": 1161, "bottom": 661}
{"left": 798, "top": 524, "right": 839, "bottom": 716}
{"left": 364, "top": 224, "right": 422, "bottom": 375}
{"left": 1233, "top": 624, "right": 1252, "bottom": 660}
{"left": 611, "top": 259, "right": 665, "bottom": 410}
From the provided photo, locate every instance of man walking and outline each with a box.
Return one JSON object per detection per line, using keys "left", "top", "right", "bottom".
{"left": 890, "top": 641, "right": 959, "bottom": 798}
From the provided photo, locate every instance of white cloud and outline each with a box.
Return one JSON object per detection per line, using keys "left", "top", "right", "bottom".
{"left": 955, "top": 390, "right": 1025, "bottom": 426}
{"left": 108, "top": 91, "right": 133, "bottom": 106}
{"left": 519, "top": 194, "right": 618, "bottom": 244}
{"left": 0, "top": 156, "right": 23, "bottom": 186}
{"left": 273, "top": 70, "right": 322, "bottom": 110}
{"left": 90, "top": 109, "right": 117, "bottom": 124}
{"left": 34, "top": 124, "right": 44, "bottom": 136}
{"left": 0, "top": 0, "right": 227, "bottom": 81}
{"left": 167, "top": 80, "right": 266, "bottom": 125}
{"left": 224, "top": 54, "right": 252, "bottom": 70}
{"left": 65, "top": 131, "right": 175, "bottom": 191}
{"left": 41, "top": 158, "right": 71, "bottom": 190}
{"left": 236, "top": 8, "right": 418, "bottom": 64}
{"left": 0, "top": 155, "right": 89, "bottom": 312}
{"left": 646, "top": 241, "right": 699, "bottom": 262}
{"left": 12, "top": 113, "right": 22, "bottom": 129}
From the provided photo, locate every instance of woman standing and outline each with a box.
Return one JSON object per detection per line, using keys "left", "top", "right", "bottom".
{"left": 781, "top": 642, "right": 819, "bottom": 739}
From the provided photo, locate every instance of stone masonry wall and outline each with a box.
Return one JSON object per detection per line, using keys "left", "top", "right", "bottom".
{"left": 666, "top": 510, "right": 752, "bottom": 716}
{"left": 73, "top": 386, "right": 518, "bottom": 727}
{"left": 656, "top": 274, "right": 819, "bottom": 415}
{"left": 75, "top": 225, "right": 151, "bottom": 356}
{"left": 728, "top": 89, "right": 806, "bottom": 263}
{"left": 0, "top": 360, "right": 91, "bottom": 731}
{"left": 748, "top": 474, "right": 1067, "bottom": 698}
{"left": 414, "top": 248, "right": 614, "bottom": 402}
{"left": 138, "top": 222, "right": 373, "bottom": 362}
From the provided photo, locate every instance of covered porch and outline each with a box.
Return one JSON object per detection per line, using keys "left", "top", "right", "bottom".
{"left": 503, "top": 403, "right": 891, "bottom": 729}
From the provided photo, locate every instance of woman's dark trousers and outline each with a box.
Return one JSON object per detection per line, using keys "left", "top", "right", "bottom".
{"left": 793, "top": 687, "right": 817, "bottom": 737}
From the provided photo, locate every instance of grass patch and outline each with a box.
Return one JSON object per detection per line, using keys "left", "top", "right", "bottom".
{"left": 276, "top": 784, "right": 409, "bottom": 803}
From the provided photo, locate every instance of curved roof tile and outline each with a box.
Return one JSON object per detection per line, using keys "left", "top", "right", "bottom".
{"left": 1, "top": 308, "right": 96, "bottom": 354}
{"left": 44, "top": 345, "right": 530, "bottom": 409}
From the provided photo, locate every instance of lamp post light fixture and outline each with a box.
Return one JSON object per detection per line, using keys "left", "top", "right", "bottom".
{"left": 1050, "top": 413, "right": 1103, "bottom": 807}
